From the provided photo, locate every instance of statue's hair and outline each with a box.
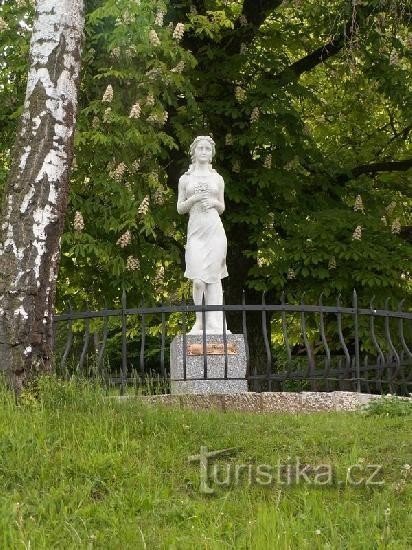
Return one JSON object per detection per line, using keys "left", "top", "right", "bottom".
{"left": 186, "top": 135, "right": 216, "bottom": 175}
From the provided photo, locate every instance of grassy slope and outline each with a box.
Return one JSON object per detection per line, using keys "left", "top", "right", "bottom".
{"left": 0, "top": 380, "right": 411, "bottom": 549}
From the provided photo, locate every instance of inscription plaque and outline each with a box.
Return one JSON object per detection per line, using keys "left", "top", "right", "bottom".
{"left": 187, "top": 342, "right": 238, "bottom": 356}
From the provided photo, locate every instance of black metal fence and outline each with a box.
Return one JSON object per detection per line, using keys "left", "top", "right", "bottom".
{"left": 52, "top": 291, "right": 412, "bottom": 396}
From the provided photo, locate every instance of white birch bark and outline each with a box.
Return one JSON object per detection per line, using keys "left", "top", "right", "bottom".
{"left": 0, "top": 0, "right": 84, "bottom": 391}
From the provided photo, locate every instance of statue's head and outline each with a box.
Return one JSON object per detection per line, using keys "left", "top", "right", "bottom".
{"left": 189, "top": 136, "right": 216, "bottom": 166}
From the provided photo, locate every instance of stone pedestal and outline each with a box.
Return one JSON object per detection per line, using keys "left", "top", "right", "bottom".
{"left": 170, "top": 334, "right": 248, "bottom": 394}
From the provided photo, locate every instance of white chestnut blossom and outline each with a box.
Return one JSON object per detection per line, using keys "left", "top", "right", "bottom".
{"left": 131, "top": 159, "right": 141, "bottom": 172}
{"left": 111, "top": 47, "right": 121, "bottom": 59}
{"left": 147, "top": 111, "right": 168, "bottom": 125}
{"left": 146, "top": 67, "right": 162, "bottom": 80}
{"left": 103, "top": 107, "right": 112, "bottom": 122}
{"left": 74, "top": 211, "right": 85, "bottom": 233}
{"left": 264, "top": 154, "right": 272, "bottom": 169}
{"left": 389, "top": 50, "right": 399, "bottom": 65}
{"left": 239, "top": 15, "right": 247, "bottom": 27}
{"left": 235, "top": 86, "right": 246, "bottom": 103}
{"left": 352, "top": 225, "right": 362, "bottom": 241}
{"left": 287, "top": 268, "right": 296, "bottom": 280}
{"left": 353, "top": 194, "right": 364, "bottom": 213}
{"left": 391, "top": 218, "right": 401, "bottom": 234}
{"left": 126, "top": 256, "right": 140, "bottom": 271}
{"left": 116, "top": 230, "right": 132, "bottom": 248}
{"left": 149, "top": 29, "right": 161, "bottom": 46}
{"left": 155, "top": 11, "right": 164, "bottom": 26}
{"left": 138, "top": 195, "right": 150, "bottom": 216}
{"left": 386, "top": 201, "right": 396, "bottom": 214}
{"left": 102, "top": 84, "right": 113, "bottom": 103}
{"left": 173, "top": 23, "right": 185, "bottom": 41}
{"left": 171, "top": 61, "right": 185, "bottom": 73}
{"left": 225, "top": 133, "right": 233, "bottom": 146}
{"left": 110, "top": 162, "right": 127, "bottom": 182}
{"left": 153, "top": 187, "right": 166, "bottom": 205}
{"left": 154, "top": 265, "right": 165, "bottom": 289}
{"left": 129, "top": 102, "right": 141, "bottom": 119}
{"left": 250, "top": 107, "right": 260, "bottom": 124}
{"left": 0, "top": 17, "right": 8, "bottom": 31}
{"left": 119, "top": 11, "right": 134, "bottom": 25}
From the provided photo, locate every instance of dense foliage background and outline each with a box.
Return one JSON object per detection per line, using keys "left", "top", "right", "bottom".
{"left": 1, "top": 0, "right": 411, "bottom": 315}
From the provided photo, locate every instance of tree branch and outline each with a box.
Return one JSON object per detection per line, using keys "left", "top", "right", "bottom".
{"left": 242, "top": 0, "right": 284, "bottom": 29}
{"left": 376, "top": 124, "right": 412, "bottom": 157}
{"left": 181, "top": 0, "right": 284, "bottom": 57}
{"left": 337, "top": 159, "right": 412, "bottom": 185}
{"left": 273, "top": 4, "right": 374, "bottom": 82}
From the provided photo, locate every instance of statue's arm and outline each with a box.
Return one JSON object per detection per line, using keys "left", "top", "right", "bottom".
{"left": 212, "top": 175, "right": 225, "bottom": 215}
{"left": 177, "top": 175, "right": 196, "bottom": 214}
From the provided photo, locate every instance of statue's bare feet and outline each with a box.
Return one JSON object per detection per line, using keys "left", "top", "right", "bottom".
{"left": 188, "top": 322, "right": 203, "bottom": 335}
{"left": 205, "top": 325, "right": 232, "bottom": 335}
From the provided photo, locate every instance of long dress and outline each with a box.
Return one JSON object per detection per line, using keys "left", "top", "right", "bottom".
{"left": 183, "top": 172, "right": 228, "bottom": 284}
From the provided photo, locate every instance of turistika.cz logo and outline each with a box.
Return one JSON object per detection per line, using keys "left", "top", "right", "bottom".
{"left": 188, "top": 446, "right": 385, "bottom": 494}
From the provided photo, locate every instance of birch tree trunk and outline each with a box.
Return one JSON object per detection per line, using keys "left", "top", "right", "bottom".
{"left": 0, "top": 0, "right": 84, "bottom": 392}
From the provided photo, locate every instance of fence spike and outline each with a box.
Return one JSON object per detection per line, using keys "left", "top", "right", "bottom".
{"left": 261, "top": 290, "right": 272, "bottom": 390}
{"left": 97, "top": 316, "right": 108, "bottom": 371}
{"left": 182, "top": 299, "right": 187, "bottom": 381}
{"left": 78, "top": 318, "right": 90, "bottom": 374}
{"left": 242, "top": 290, "right": 250, "bottom": 381}
{"left": 384, "top": 296, "right": 401, "bottom": 393}
{"left": 120, "top": 290, "right": 128, "bottom": 395}
{"left": 201, "top": 292, "right": 207, "bottom": 379}
{"left": 369, "top": 296, "right": 385, "bottom": 393}
{"left": 318, "top": 291, "right": 331, "bottom": 389}
{"left": 397, "top": 299, "right": 412, "bottom": 360}
{"left": 352, "top": 288, "right": 361, "bottom": 392}
{"left": 140, "top": 295, "right": 146, "bottom": 379}
{"left": 160, "top": 302, "right": 166, "bottom": 378}
{"left": 336, "top": 294, "right": 351, "bottom": 389}
{"left": 223, "top": 291, "right": 228, "bottom": 380}
{"left": 280, "top": 291, "right": 292, "bottom": 388}
{"left": 60, "top": 304, "right": 73, "bottom": 377}
{"left": 300, "top": 294, "right": 316, "bottom": 390}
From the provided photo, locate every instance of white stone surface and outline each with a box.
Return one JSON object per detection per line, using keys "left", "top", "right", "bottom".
{"left": 177, "top": 136, "right": 229, "bottom": 334}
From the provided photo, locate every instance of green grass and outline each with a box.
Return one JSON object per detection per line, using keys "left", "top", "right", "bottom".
{"left": 0, "top": 378, "right": 411, "bottom": 549}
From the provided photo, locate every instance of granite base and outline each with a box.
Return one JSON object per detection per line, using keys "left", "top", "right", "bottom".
{"left": 170, "top": 334, "right": 248, "bottom": 395}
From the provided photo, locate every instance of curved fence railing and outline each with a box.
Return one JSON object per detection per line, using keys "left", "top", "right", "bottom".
{"left": 52, "top": 290, "right": 412, "bottom": 396}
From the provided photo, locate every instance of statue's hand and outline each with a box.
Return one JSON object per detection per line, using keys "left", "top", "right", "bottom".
{"left": 201, "top": 198, "right": 214, "bottom": 210}
{"left": 191, "top": 191, "right": 208, "bottom": 205}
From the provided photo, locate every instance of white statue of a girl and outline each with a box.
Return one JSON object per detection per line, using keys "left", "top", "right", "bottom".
{"left": 177, "top": 136, "right": 230, "bottom": 334}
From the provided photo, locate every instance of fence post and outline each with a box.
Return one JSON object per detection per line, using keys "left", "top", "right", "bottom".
{"left": 121, "top": 289, "right": 128, "bottom": 396}
{"left": 202, "top": 293, "right": 208, "bottom": 380}
{"left": 261, "top": 292, "right": 272, "bottom": 391}
{"left": 61, "top": 303, "right": 73, "bottom": 378}
{"left": 353, "top": 289, "right": 361, "bottom": 393}
{"left": 242, "top": 290, "right": 250, "bottom": 387}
